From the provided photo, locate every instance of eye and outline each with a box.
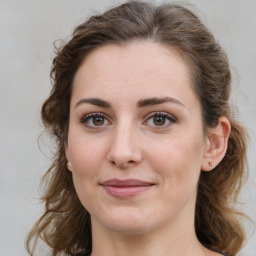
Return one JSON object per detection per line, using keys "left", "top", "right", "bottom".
{"left": 143, "top": 112, "right": 176, "bottom": 129}
{"left": 80, "top": 113, "right": 111, "bottom": 128}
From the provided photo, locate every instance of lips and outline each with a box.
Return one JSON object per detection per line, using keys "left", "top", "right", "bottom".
{"left": 100, "top": 179, "right": 154, "bottom": 198}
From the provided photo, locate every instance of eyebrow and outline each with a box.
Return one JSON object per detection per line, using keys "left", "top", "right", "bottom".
{"left": 137, "top": 97, "right": 185, "bottom": 108}
{"left": 75, "top": 98, "right": 112, "bottom": 108}
{"left": 74, "top": 96, "right": 185, "bottom": 109}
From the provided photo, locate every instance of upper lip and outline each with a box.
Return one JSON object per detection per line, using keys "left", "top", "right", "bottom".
{"left": 101, "top": 179, "right": 154, "bottom": 187}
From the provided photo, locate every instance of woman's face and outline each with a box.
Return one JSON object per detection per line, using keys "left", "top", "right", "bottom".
{"left": 66, "top": 41, "right": 209, "bottom": 235}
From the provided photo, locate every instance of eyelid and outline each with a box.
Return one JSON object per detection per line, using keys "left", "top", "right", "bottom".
{"left": 79, "top": 111, "right": 176, "bottom": 129}
{"left": 80, "top": 112, "right": 104, "bottom": 122}
{"left": 142, "top": 111, "right": 177, "bottom": 128}
{"left": 144, "top": 111, "right": 177, "bottom": 121}
{"left": 80, "top": 112, "right": 112, "bottom": 127}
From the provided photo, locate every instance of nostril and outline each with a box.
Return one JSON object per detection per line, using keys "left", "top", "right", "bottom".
{"left": 110, "top": 160, "right": 136, "bottom": 168}
{"left": 110, "top": 161, "right": 116, "bottom": 166}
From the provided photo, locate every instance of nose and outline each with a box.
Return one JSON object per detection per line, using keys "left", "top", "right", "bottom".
{"left": 107, "top": 123, "right": 143, "bottom": 168}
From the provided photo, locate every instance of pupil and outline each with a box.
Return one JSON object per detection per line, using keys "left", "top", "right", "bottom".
{"left": 153, "top": 116, "right": 165, "bottom": 126}
{"left": 93, "top": 117, "right": 104, "bottom": 126}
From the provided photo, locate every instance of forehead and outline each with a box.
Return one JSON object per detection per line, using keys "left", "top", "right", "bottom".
{"left": 76, "top": 41, "right": 190, "bottom": 82}
{"left": 72, "top": 41, "right": 198, "bottom": 109}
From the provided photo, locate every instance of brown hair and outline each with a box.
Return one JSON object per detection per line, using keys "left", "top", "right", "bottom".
{"left": 26, "top": 1, "right": 248, "bottom": 256}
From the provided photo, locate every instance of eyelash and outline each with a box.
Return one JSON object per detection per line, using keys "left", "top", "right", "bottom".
{"left": 80, "top": 112, "right": 111, "bottom": 128}
{"left": 143, "top": 112, "right": 177, "bottom": 129}
{"left": 80, "top": 111, "right": 177, "bottom": 129}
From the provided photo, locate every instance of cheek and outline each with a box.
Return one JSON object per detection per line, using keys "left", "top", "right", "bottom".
{"left": 68, "top": 131, "right": 106, "bottom": 171}
{"left": 147, "top": 136, "right": 204, "bottom": 187}
{"left": 67, "top": 134, "right": 108, "bottom": 201}
{"left": 67, "top": 138, "right": 106, "bottom": 210}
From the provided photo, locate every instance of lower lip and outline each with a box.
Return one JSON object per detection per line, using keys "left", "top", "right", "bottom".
{"left": 102, "top": 185, "right": 153, "bottom": 198}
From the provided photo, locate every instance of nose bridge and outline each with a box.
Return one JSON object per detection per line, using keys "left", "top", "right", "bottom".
{"left": 107, "top": 118, "right": 142, "bottom": 167}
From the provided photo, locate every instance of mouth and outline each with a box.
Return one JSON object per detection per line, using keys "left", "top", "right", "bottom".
{"left": 100, "top": 179, "right": 155, "bottom": 199}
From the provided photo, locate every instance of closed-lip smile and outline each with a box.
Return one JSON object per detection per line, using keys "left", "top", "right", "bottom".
{"left": 100, "top": 179, "right": 155, "bottom": 198}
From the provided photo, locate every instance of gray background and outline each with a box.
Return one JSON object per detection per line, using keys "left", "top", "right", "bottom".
{"left": 0, "top": 0, "right": 255, "bottom": 255}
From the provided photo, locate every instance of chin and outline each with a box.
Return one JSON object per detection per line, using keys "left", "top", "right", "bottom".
{"left": 108, "top": 221, "right": 152, "bottom": 235}
{"left": 94, "top": 208, "right": 155, "bottom": 234}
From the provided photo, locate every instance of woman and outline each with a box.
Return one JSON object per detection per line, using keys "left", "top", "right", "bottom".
{"left": 26, "top": 1, "right": 248, "bottom": 256}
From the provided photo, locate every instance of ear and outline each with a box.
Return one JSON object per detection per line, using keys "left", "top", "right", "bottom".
{"left": 201, "top": 116, "right": 231, "bottom": 171}
{"left": 65, "top": 143, "right": 72, "bottom": 172}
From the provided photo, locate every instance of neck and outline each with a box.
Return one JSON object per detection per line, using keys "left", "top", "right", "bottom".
{"left": 90, "top": 212, "right": 208, "bottom": 256}
{"left": 89, "top": 191, "right": 220, "bottom": 256}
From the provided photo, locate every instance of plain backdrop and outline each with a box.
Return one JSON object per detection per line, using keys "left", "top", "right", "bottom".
{"left": 0, "top": 0, "right": 255, "bottom": 255}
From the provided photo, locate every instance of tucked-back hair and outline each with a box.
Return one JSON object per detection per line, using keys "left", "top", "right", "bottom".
{"left": 27, "top": 1, "right": 248, "bottom": 256}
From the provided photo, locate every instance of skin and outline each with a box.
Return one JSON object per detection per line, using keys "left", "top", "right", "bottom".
{"left": 65, "top": 41, "right": 230, "bottom": 256}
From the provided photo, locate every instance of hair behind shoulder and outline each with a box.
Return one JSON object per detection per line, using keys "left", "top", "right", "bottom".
{"left": 26, "top": 1, "right": 249, "bottom": 255}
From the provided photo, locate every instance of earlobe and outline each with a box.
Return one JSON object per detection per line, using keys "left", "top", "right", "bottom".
{"left": 201, "top": 116, "right": 231, "bottom": 171}
{"left": 65, "top": 143, "right": 72, "bottom": 172}
{"left": 66, "top": 161, "right": 72, "bottom": 171}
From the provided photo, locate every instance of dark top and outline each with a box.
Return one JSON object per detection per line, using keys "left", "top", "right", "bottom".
{"left": 71, "top": 251, "right": 90, "bottom": 256}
